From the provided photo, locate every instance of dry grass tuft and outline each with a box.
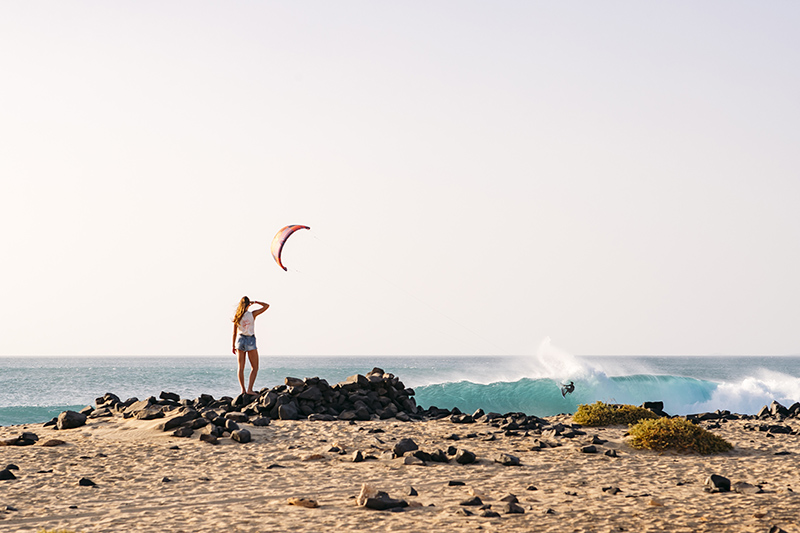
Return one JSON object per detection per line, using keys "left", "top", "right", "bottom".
{"left": 572, "top": 401, "right": 659, "bottom": 426}
{"left": 627, "top": 417, "right": 733, "bottom": 454}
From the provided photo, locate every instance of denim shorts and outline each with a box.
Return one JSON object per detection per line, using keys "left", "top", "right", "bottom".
{"left": 236, "top": 334, "right": 257, "bottom": 352}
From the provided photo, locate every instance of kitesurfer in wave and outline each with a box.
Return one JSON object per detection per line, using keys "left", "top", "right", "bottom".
{"left": 232, "top": 296, "right": 270, "bottom": 395}
{"left": 561, "top": 381, "right": 575, "bottom": 398}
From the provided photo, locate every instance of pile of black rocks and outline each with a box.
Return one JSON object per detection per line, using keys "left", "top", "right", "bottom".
{"left": 44, "top": 368, "right": 435, "bottom": 440}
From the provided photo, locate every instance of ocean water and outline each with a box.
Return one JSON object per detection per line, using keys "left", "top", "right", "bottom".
{"left": 2, "top": 349, "right": 800, "bottom": 426}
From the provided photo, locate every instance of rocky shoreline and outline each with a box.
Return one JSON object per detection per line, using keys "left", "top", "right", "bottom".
{"left": 1, "top": 369, "right": 799, "bottom": 532}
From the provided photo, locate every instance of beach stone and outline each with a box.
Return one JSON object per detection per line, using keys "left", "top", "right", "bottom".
{"left": 57, "top": 410, "right": 87, "bottom": 430}
{"left": 249, "top": 416, "right": 270, "bottom": 426}
{"left": 231, "top": 428, "right": 251, "bottom": 443}
{"left": 455, "top": 508, "right": 473, "bottom": 516}
{"left": 460, "top": 496, "right": 483, "bottom": 506}
{"left": 296, "top": 387, "right": 323, "bottom": 402}
{"left": 88, "top": 407, "right": 113, "bottom": 418}
{"left": 403, "top": 455, "right": 424, "bottom": 465}
{"left": 40, "top": 439, "right": 67, "bottom": 447}
{"left": 158, "top": 408, "right": 200, "bottom": 431}
{"left": 172, "top": 426, "right": 193, "bottom": 438}
{"left": 768, "top": 527, "right": 788, "bottom": 533}
{"left": 160, "top": 391, "right": 180, "bottom": 403}
{"left": 499, "top": 493, "right": 518, "bottom": 503}
{"left": 161, "top": 476, "right": 171, "bottom": 483}
{"left": 308, "top": 414, "right": 335, "bottom": 421}
{"left": 406, "top": 486, "right": 418, "bottom": 496}
{"left": 224, "top": 419, "right": 240, "bottom": 432}
{"left": 365, "top": 493, "right": 408, "bottom": 511}
{"left": 190, "top": 418, "right": 209, "bottom": 429}
{"left": 78, "top": 477, "right": 96, "bottom": 487}
{"left": 352, "top": 450, "right": 365, "bottom": 463}
{"left": 602, "top": 486, "right": 622, "bottom": 495}
{"left": 395, "top": 412, "right": 410, "bottom": 422}
{"left": 732, "top": 481, "right": 763, "bottom": 494}
{"left": 502, "top": 501, "right": 525, "bottom": 514}
{"left": 581, "top": 445, "right": 598, "bottom": 454}
{"left": 770, "top": 400, "right": 790, "bottom": 417}
{"left": 494, "top": 453, "right": 520, "bottom": 466}
{"left": 135, "top": 407, "right": 165, "bottom": 420}
{"left": 199, "top": 434, "right": 219, "bottom": 445}
{"left": 451, "top": 414, "right": 475, "bottom": 424}
{"left": 481, "top": 509, "right": 501, "bottom": 518}
{"left": 0, "top": 469, "right": 16, "bottom": 480}
{"left": 224, "top": 411, "right": 249, "bottom": 423}
{"left": 393, "top": 438, "right": 419, "bottom": 457}
{"left": 285, "top": 376, "right": 305, "bottom": 387}
{"left": 278, "top": 403, "right": 300, "bottom": 420}
{"left": 454, "top": 449, "right": 476, "bottom": 464}
{"left": 448, "top": 480, "right": 466, "bottom": 486}
{"left": 605, "top": 449, "right": 618, "bottom": 457}
{"left": 705, "top": 474, "right": 731, "bottom": 493}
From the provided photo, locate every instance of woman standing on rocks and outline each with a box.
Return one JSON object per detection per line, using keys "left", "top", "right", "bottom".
{"left": 232, "top": 296, "right": 269, "bottom": 395}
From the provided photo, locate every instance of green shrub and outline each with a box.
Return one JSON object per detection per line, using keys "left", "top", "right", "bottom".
{"left": 572, "top": 401, "right": 659, "bottom": 426}
{"left": 627, "top": 417, "right": 733, "bottom": 454}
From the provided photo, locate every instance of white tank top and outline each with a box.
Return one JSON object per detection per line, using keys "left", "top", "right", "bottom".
{"left": 238, "top": 311, "right": 255, "bottom": 336}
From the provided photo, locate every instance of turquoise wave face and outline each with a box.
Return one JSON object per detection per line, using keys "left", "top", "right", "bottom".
{"left": 0, "top": 405, "right": 87, "bottom": 426}
{"left": 415, "top": 375, "right": 719, "bottom": 417}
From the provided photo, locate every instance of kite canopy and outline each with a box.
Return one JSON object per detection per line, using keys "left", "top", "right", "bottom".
{"left": 270, "top": 225, "right": 310, "bottom": 271}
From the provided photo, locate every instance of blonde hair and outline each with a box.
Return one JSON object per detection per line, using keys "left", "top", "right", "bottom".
{"left": 233, "top": 296, "right": 250, "bottom": 326}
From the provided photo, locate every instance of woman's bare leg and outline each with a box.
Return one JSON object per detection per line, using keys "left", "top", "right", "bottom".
{"left": 236, "top": 350, "right": 247, "bottom": 395}
{"left": 246, "top": 349, "right": 259, "bottom": 394}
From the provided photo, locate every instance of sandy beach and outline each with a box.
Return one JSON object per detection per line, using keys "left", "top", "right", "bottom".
{"left": 2, "top": 405, "right": 799, "bottom": 533}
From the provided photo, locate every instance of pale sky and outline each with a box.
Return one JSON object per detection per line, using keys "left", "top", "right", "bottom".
{"left": 1, "top": 2, "right": 799, "bottom": 357}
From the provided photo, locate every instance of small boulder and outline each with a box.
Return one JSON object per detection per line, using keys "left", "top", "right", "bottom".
{"left": 459, "top": 496, "right": 483, "bottom": 506}
{"left": 393, "top": 438, "right": 419, "bottom": 457}
{"left": 365, "top": 493, "right": 408, "bottom": 510}
{"left": 0, "top": 469, "right": 16, "bottom": 480}
{"left": 455, "top": 449, "right": 476, "bottom": 464}
{"left": 159, "top": 391, "right": 181, "bottom": 402}
{"left": 57, "top": 410, "right": 87, "bottom": 430}
{"left": 172, "top": 427, "right": 193, "bottom": 438}
{"left": 199, "top": 434, "right": 219, "bottom": 445}
{"left": 78, "top": 477, "right": 96, "bottom": 487}
{"left": 502, "top": 501, "right": 525, "bottom": 514}
{"left": 705, "top": 474, "right": 731, "bottom": 493}
{"left": 494, "top": 453, "right": 520, "bottom": 466}
{"left": 231, "top": 428, "right": 251, "bottom": 443}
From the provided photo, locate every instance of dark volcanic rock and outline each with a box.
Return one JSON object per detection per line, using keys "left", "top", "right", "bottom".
{"left": 581, "top": 445, "right": 598, "bottom": 454}
{"left": 78, "top": 477, "right": 96, "bottom": 487}
{"left": 494, "top": 453, "right": 520, "bottom": 466}
{"left": 159, "top": 391, "right": 180, "bottom": 403}
{"left": 459, "top": 496, "right": 483, "bottom": 506}
{"left": 57, "top": 410, "right": 87, "bottom": 430}
{"left": 199, "top": 433, "right": 219, "bottom": 445}
{"left": 0, "top": 469, "right": 16, "bottom": 480}
{"left": 278, "top": 402, "right": 299, "bottom": 420}
{"left": 364, "top": 492, "right": 408, "bottom": 510}
{"left": 172, "top": 426, "right": 193, "bottom": 438}
{"left": 704, "top": 474, "right": 731, "bottom": 493}
{"left": 224, "top": 411, "right": 249, "bottom": 423}
{"left": 157, "top": 408, "right": 199, "bottom": 431}
{"left": 454, "top": 449, "right": 476, "bottom": 464}
{"left": 252, "top": 416, "right": 272, "bottom": 426}
{"left": 231, "top": 428, "right": 251, "bottom": 443}
{"left": 732, "top": 481, "right": 763, "bottom": 494}
{"left": 393, "top": 438, "right": 419, "bottom": 457}
{"left": 502, "top": 501, "right": 525, "bottom": 514}
{"left": 135, "top": 407, "right": 165, "bottom": 420}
